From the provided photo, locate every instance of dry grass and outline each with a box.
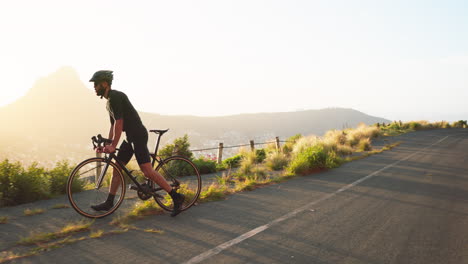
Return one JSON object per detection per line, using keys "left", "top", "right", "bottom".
{"left": 23, "top": 208, "right": 45, "bottom": 216}
{"left": 0, "top": 216, "right": 8, "bottom": 224}
{"left": 51, "top": 204, "right": 70, "bottom": 209}
{"left": 18, "top": 220, "right": 93, "bottom": 246}
{"left": 345, "top": 123, "right": 380, "bottom": 146}
{"left": 265, "top": 151, "right": 289, "bottom": 171}
{"left": 112, "top": 200, "right": 164, "bottom": 226}
{"left": 0, "top": 250, "right": 36, "bottom": 263}
{"left": 143, "top": 228, "right": 164, "bottom": 234}
{"left": 357, "top": 138, "right": 372, "bottom": 152}
{"left": 89, "top": 230, "right": 104, "bottom": 238}
{"left": 200, "top": 183, "right": 231, "bottom": 202}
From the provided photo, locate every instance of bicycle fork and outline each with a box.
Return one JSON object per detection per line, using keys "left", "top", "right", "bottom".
{"left": 95, "top": 159, "right": 111, "bottom": 190}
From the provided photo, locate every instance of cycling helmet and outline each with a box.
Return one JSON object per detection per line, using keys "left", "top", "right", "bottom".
{"left": 89, "top": 70, "right": 113, "bottom": 85}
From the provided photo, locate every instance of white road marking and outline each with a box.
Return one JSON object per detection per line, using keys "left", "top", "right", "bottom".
{"left": 183, "top": 136, "right": 449, "bottom": 264}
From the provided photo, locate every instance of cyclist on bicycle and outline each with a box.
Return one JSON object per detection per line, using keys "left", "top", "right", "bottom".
{"left": 89, "top": 70, "right": 185, "bottom": 217}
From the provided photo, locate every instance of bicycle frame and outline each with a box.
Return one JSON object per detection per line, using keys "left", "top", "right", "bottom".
{"left": 94, "top": 131, "right": 169, "bottom": 193}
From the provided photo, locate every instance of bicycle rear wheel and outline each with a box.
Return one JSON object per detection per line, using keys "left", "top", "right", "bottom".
{"left": 154, "top": 156, "right": 201, "bottom": 212}
{"left": 67, "top": 157, "right": 126, "bottom": 218}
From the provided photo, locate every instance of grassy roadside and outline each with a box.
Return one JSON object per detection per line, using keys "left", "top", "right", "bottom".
{"left": 1, "top": 121, "right": 465, "bottom": 262}
{"left": 110, "top": 120, "right": 468, "bottom": 225}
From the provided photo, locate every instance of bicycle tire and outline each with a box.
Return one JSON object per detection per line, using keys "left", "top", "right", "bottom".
{"left": 67, "top": 157, "right": 126, "bottom": 218}
{"left": 153, "top": 156, "right": 201, "bottom": 212}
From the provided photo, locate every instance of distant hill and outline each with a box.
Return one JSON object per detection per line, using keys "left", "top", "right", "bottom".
{"left": 0, "top": 67, "right": 390, "bottom": 167}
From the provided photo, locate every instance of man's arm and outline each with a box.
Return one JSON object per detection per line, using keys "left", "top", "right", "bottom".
{"left": 108, "top": 124, "right": 114, "bottom": 141}
{"left": 111, "top": 119, "right": 124, "bottom": 148}
{"left": 104, "top": 119, "right": 123, "bottom": 153}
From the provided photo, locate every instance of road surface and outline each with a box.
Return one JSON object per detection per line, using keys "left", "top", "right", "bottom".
{"left": 2, "top": 129, "right": 468, "bottom": 264}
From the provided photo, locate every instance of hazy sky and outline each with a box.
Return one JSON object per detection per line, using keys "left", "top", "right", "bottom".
{"left": 1, "top": 0, "right": 467, "bottom": 121}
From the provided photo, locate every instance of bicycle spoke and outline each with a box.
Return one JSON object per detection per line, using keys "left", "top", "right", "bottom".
{"left": 153, "top": 156, "right": 201, "bottom": 212}
{"left": 67, "top": 158, "right": 125, "bottom": 218}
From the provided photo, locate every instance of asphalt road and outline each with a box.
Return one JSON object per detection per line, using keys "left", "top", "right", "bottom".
{"left": 5, "top": 129, "right": 468, "bottom": 264}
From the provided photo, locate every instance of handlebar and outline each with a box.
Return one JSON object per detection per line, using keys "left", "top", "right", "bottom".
{"left": 91, "top": 134, "right": 113, "bottom": 150}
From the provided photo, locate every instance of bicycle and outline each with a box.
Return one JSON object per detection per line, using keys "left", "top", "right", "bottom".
{"left": 67, "top": 129, "right": 202, "bottom": 218}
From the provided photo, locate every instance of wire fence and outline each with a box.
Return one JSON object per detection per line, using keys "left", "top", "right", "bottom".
{"left": 188, "top": 137, "right": 292, "bottom": 164}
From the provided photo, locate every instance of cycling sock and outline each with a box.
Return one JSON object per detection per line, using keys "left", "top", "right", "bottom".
{"left": 106, "top": 193, "right": 116, "bottom": 204}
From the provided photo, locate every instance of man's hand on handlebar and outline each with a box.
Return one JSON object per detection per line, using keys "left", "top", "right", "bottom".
{"left": 95, "top": 146, "right": 105, "bottom": 153}
{"left": 103, "top": 145, "right": 116, "bottom": 153}
{"left": 95, "top": 145, "right": 116, "bottom": 153}
{"left": 93, "top": 135, "right": 116, "bottom": 153}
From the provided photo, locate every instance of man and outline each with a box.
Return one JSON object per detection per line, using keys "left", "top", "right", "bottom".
{"left": 90, "top": 70, "right": 185, "bottom": 217}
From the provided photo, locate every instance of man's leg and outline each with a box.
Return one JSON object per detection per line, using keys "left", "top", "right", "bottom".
{"left": 109, "top": 168, "right": 123, "bottom": 195}
{"left": 91, "top": 141, "right": 133, "bottom": 211}
{"left": 139, "top": 162, "right": 185, "bottom": 217}
{"left": 133, "top": 131, "right": 185, "bottom": 216}
{"left": 139, "top": 163, "right": 171, "bottom": 192}
{"left": 91, "top": 168, "right": 123, "bottom": 211}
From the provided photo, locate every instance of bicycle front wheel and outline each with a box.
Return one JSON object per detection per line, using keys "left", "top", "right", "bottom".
{"left": 67, "top": 157, "right": 126, "bottom": 218}
{"left": 154, "top": 156, "right": 201, "bottom": 212}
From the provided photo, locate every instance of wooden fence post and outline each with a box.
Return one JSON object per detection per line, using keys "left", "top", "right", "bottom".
{"left": 275, "top": 137, "right": 281, "bottom": 151}
{"left": 217, "top": 143, "right": 223, "bottom": 164}
{"left": 250, "top": 140, "right": 255, "bottom": 152}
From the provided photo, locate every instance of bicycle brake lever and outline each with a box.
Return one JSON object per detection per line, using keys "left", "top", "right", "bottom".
{"left": 91, "top": 136, "right": 98, "bottom": 150}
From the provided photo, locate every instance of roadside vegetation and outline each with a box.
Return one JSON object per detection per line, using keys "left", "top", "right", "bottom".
{"left": 17, "top": 220, "right": 93, "bottom": 246}
{"left": 23, "top": 208, "right": 45, "bottom": 216}
{"left": 0, "top": 216, "right": 8, "bottom": 224}
{"left": 1, "top": 220, "right": 131, "bottom": 263}
{"left": 1, "top": 120, "right": 466, "bottom": 262}
{"left": 1, "top": 120, "right": 466, "bottom": 208}
{"left": 0, "top": 161, "right": 74, "bottom": 207}
{"left": 51, "top": 203, "right": 70, "bottom": 209}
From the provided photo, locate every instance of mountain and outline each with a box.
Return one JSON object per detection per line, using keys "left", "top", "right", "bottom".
{"left": 0, "top": 67, "right": 390, "bottom": 167}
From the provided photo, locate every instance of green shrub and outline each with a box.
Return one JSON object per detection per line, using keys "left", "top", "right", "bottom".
{"left": 408, "top": 122, "right": 422, "bottom": 130}
{"left": 0, "top": 159, "right": 22, "bottom": 206}
{"left": 452, "top": 120, "right": 467, "bottom": 128}
{"left": 159, "top": 135, "right": 193, "bottom": 159}
{"left": 387, "top": 121, "right": 401, "bottom": 130}
{"left": 48, "top": 161, "right": 75, "bottom": 195}
{"left": 0, "top": 159, "right": 82, "bottom": 206}
{"left": 0, "top": 160, "right": 50, "bottom": 206}
{"left": 287, "top": 145, "right": 327, "bottom": 175}
{"left": 163, "top": 160, "right": 197, "bottom": 177}
{"left": 325, "top": 151, "right": 342, "bottom": 168}
{"left": 192, "top": 157, "right": 217, "bottom": 174}
{"left": 222, "top": 154, "right": 243, "bottom": 168}
{"left": 255, "top": 149, "right": 266, "bottom": 163}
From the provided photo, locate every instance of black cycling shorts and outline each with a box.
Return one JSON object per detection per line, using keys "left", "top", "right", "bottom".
{"left": 116, "top": 130, "right": 151, "bottom": 165}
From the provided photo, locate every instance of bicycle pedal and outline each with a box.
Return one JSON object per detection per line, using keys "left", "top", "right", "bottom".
{"left": 129, "top": 185, "right": 138, "bottom": 191}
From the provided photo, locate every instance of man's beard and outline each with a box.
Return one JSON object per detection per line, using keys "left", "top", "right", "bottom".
{"left": 96, "top": 85, "right": 105, "bottom": 99}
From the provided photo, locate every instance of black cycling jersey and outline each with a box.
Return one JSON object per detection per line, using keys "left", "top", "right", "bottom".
{"left": 106, "top": 89, "right": 151, "bottom": 165}
{"left": 107, "top": 89, "right": 145, "bottom": 137}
